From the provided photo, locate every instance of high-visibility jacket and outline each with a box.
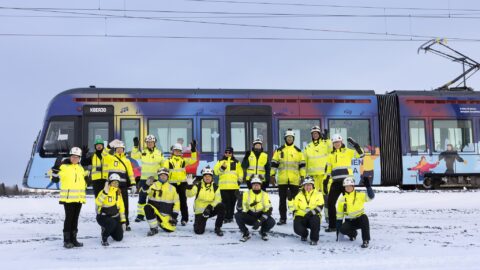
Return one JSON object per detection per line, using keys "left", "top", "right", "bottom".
{"left": 325, "top": 146, "right": 364, "bottom": 182}
{"left": 131, "top": 147, "right": 164, "bottom": 179}
{"left": 146, "top": 181, "right": 180, "bottom": 217}
{"left": 95, "top": 187, "right": 126, "bottom": 223}
{"left": 271, "top": 144, "right": 306, "bottom": 186}
{"left": 214, "top": 157, "right": 244, "bottom": 190}
{"left": 81, "top": 149, "right": 111, "bottom": 181}
{"left": 163, "top": 152, "right": 197, "bottom": 184}
{"left": 288, "top": 189, "right": 324, "bottom": 218}
{"left": 104, "top": 153, "right": 135, "bottom": 186}
{"left": 242, "top": 151, "right": 270, "bottom": 183}
{"left": 56, "top": 162, "right": 87, "bottom": 204}
{"left": 186, "top": 181, "right": 221, "bottom": 214}
{"left": 304, "top": 139, "right": 332, "bottom": 176}
{"left": 241, "top": 190, "right": 272, "bottom": 214}
{"left": 336, "top": 190, "right": 372, "bottom": 220}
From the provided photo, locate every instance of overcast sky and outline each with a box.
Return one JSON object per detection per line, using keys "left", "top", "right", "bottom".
{"left": 1, "top": 0, "right": 479, "bottom": 186}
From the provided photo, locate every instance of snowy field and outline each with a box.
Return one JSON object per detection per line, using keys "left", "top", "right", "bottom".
{"left": 0, "top": 188, "right": 479, "bottom": 270}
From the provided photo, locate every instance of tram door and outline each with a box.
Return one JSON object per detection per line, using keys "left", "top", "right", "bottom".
{"left": 226, "top": 105, "right": 272, "bottom": 160}
{"left": 82, "top": 105, "right": 114, "bottom": 152}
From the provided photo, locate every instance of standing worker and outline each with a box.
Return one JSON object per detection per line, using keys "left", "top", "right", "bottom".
{"left": 241, "top": 138, "right": 271, "bottom": 190}
{"left": 162, "top": 140, "right": 197, "bottom": 226}
{"left": 304, "top": 126, "right": 332, "bottom": 195}
{"left": 50, "top": 147, "right": 87, "bottom": 249}
{"left": 186, "top": 166, "right": 225, "bottom": 236}
{"left": 324, "top": 134, "right": 364, "bottom": 232}
{"left": 214, "top": 146, "right": 244, "bottom": 224}
{"left": 336, "top": 177, "right": 375, "bottom": 248}
{"left": 131, "top": 135, "right": 164, "bottom": 222}
{"left": 271, "top": 129, "right": 306, "bottom": 225}
{"left": 95, "top": 173, "right": 126, "bottom": 246}
{"left": 81, "top": 138, "right": 110, "bottom": 197}
{"left": 105, "top": 140, "right": 136, "bottom": 231}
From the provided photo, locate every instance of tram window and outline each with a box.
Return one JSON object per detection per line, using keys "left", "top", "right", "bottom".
{"left": 433, "top": 120, "right": 474, "bottom": 152}
{"left": 149, "top": 119, "right": 193, "bottom": 153}
{"left": 230, "top": 122, "right": 246, "bottom": 152}
{"left": 42, "top": 120, "right": 75, "bottom": 155}
{"left": 278, "top": 120, "right": 320, "bottom": 149}
{"left": 253, "top": 122, "right": 269, "bottom": 151}
{"left": 329, "top": 119, "right": 371, "bottom": 147}
{"left": 409, "top": 120, "right": 426, "bottom": 152}
{"left": 201, "top": 119, "right": 220, "bottom": 153}
{"left": 121, "top": 119, "right": 140, "bottom": 153}
{"left": 87, "top": 122, "right": 109, "bottom": 151}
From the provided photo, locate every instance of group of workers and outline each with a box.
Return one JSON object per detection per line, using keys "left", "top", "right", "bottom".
{"left": 50, "top": 126, "right": 375, "bottom": 248}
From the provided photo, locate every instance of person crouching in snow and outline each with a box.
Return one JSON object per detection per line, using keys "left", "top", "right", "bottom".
{"left": 95, "top": 173, "right": 126, "bottom": 246}
{"left": 336, "top": 177, "right": 374, "bottom": 248}
{"left": 235, "top": 175, "right": 275, "bottom": 242}
{"left": 186, "top": 166, "right": 225, "bottom": 236}
{"left": 288, "top": 176, "right": 324, "bottom": 246}
{"left": 144, "top": 168, "right": 180, "bottom": 236}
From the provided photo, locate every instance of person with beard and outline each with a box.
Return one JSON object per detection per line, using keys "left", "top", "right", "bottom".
{"left": 81, "top": 138, "right": 111, "bottom": 197}
{"left": 241, "top": 138, "right": 271, "bottom": 190}
{"left": 438, "top": 144, "right": 467, "bottom": 174}
{"left": 270, "top": 129, "right": 306, "bottom": 225}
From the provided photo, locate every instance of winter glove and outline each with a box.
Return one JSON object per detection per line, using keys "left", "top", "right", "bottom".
{"left": 347, "top": 137, "right": 363, "bottom": 155}
{"left": 130, "top": 185, "right": 137, "bottom": 194}
{"left": 190, "top": 140, "right": 197, "bottom": 152}
{"left": 133, "top": 137, "right": 139, "bottom": 147}
{"left": 169, "top": 217, "right": 178, "bottom": 226}
{"left": 186, "top": 174, "right": 194, "bottom": 185}
{"left": 81, "top": 145, "right": 89, "bottom": 158}
{"left": 202, "top": 205, "right": 213, "bottom": 218}
{"left": 220, "top": 161, "right": 227, "bottom": 171}
{"left": 103, "top": 182, "right": 110, "bottom": 193}
{"left": 146, "top": 176, "right": 155, "bottom": 186}
{"left": 286, "top": 189, "right": 293, "bottom": 201}
{"left": 304, "top": 210, "right": 314, "bottom": 219}
{"left": 347, "top": 137, "right": 358, "bottom": 147}
{"left": 252, "top": 219, "right": 261, "bottom": 230}
{"left": 122, "top": 223, "right": 127, "bottom": 231}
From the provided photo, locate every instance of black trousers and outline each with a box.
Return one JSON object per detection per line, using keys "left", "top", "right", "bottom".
{"left": 328, "top": 180, "right": 344, "bottom": 228}
{"left": 340, "top": 214, "right": 370, "bottom": 241}
{"left": 294, "top": 215, "right": 321, "bottom": 242}
{"left": 92, "top": 179, "right": 106, "bottom": 198}
{"left": 193, "top": 203, "right": 226, "bottom": 234}
{"left": 119, "top": 185, "right": 130, "bottom": 226}
{"left": 172, "top": 182, "right": 189, "bottom": 222}
{"left": 96, "top": 215, "right": 124, "bottom": 242}
{"left": 278, "top": 184, "right": 299, "bottom": 221}
{"left": 63, "top": 203, "right": 82, "bottom": 233}
{"left": 234, "top": 212, "right": 275, "bottom": 233}
{"left": 220, "top": 190, "right": 237, "bottom": 220}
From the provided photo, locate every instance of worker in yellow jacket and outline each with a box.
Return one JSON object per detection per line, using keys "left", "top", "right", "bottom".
{"left": 131, "top": 135, "right": 164, "bottom": 222}
{"left": 50, "top": 147, "right": 87, "bottom": 249}
{"left": 241, "top": 138, "right": 271, "bottom": 190}
{"left": 324, "top": 134, "right": 364, "bottom": 232}
{"left": 336, "top": 177, "right": 374, "bottom": 248}
{"left": 162, "top": 140, "right": 197, "bottom": 226}
{"left": 81, "top": 138, "right": 111, "bottom": 197}
{"left": 144, "top": 168, "right": 180, "bottom": 235}
{"left": 95, "top": 173, "right": 126, "bottom": 246}
{"left": 304, "top": 126, "right": 332, "bottom": 194}
{"left": 288, "top": 176, "right": 324, "bottom": 245}
{"left": 271, "top": 129, "right": 306, "bottom": 225}
{"left": 186, "top": 166, "right": 225, "bottom": 236}
{"left": 214, "top": 146, "right": 244, "bottom": 223}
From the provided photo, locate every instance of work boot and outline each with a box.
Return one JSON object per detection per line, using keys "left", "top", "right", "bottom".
{"left": 361, "top": 240, "right": 369, "bottom": 248}
{"left": 181, "top": 220, "right": 187, "bottom": 226}
{"left": 301, "top": 236, "right": 307, "bottom": 242}
{"left": 260, "top": 232, "right": 268, "bottom": 241}
{"left": 223, "top": 218, "right": 233, "bottom": 224}
{"left": 214, "top": 227, "right": 224, "bottom": 237}
{"left": 276, "top": 219, "right": 286, "bottom": 225}
{"left": 240, "top": 231, "right": 251, "bottom": 242}
{"left": 71, "top": 230, "right": 83, "bottom": 247}
{"left": 310, "top": 240, "right": 318, "bottom": 246}
{"left": 63, "top": 232, "right": 74, "bottom": 249}
{"left": 349, "top": 230, "right": 358, "bottom": 241}
{"left": 101, "top": 239, "right": 109, "bottom": 246}
{"left": 134, "top": 216, "right": 144, "bottom": 222}
{"left": 147, "top": 227, "right": 159, "bottom": 236}
{"left": 325, "top": 227, "right": 336, "bottom": 232}
{"left": 125, "top": 225, "right": 131, "bottom": 231}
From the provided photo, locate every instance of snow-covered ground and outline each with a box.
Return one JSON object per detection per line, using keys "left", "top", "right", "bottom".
{"left": 0, "top": 188, "right": 479, "bottom": 270}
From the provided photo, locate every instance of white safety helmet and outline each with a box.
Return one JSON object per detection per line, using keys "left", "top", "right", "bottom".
{"left": 157, "top": 168, "right": 170, "bottom": 177}
{"left": 331, "top": 134, "right": 343, "bottom": 143}
{"left": 145, "top": 134, "right": 157, "bottom": 143}
{"left": 172, "top": 143, "right": 183, "bottom": 152}
{"left": 109, "top": 173, "right": 121, "bottom": 183}
{"left": 116, "top": 141, "right": 126, "bottom": 149}
{"left": 302, "top": 176, "right": 315, "bottom": 187}
{"left": 69, "top": 147, "right": 82, "bottom": 157}
{"left": 250, "top": 175, "right": 263, "bottom": 185}
{"left": 343, "top": 177, "right": 355, "bottom": 186}
{"left": 202, "top": 166, "right": 214, "bottom": 176}
{"left": 252, "top": 138, "right": 263, "bottom": 146}
{"left": 284, "top": 129, "right": 295, "bottom": 138}
{"left": 310, "top": 126, "right": 322, "bottom": 134}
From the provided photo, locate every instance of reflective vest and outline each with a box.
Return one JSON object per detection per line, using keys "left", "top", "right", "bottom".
{"left": 336, "top": 190, "right": 372, "bottom": 220}
{"left": 58, "top": 163, "right": 87, "bottom": 204}
{"left": 288, "top": 189, "right": 324, "bottom": 217}
{"left": 186, "top": 182, "right": 221, "bottom": 214}
{"left": 95, "top": 187, "right": 126, "bottom": 223}
{"left": 104, "top": 153, "right": 135, "bottom": 186}
{"left": 242, "top": 190, "right": 272, "bottom": 213}
{"left": 245, "top": 151, "right": 269, "bottom": 181}
{"left": 163, "top": 152, "right": 197, "bottom": 184}
{"left": 214, "top": 157, "right": 244, "bottom": 190}
{"left": 131, "top": 147, "right": 164, "bottom": 179}
{"left": 146, "top": 181, "right": 180, "bottom": 216}
{"left": 271, "top": 144, "right": 306, "bottom": 186}
{"left": 326, "top": 147, "right": 364, "bottom": 182}
{"left": 90, "top": 149, "right": 110, "bottom": 181}
{"left": 304, "top": 139, "right": 332, "bottom": 176}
